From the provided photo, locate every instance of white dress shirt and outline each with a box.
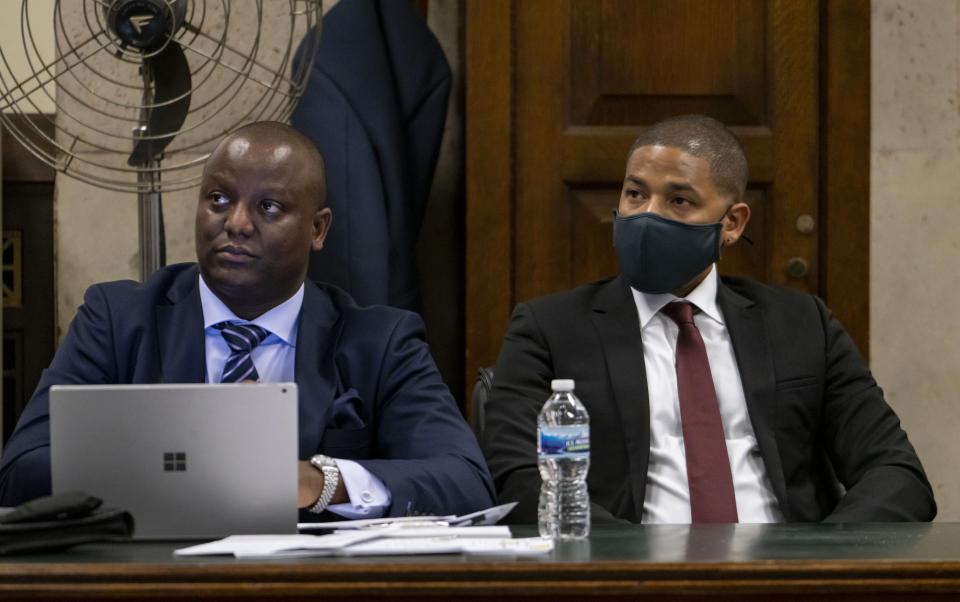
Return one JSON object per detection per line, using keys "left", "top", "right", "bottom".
{"left": 631, "top": 266, "right": 783, "bottom": 523}
{"left": 198, "top": 274, "right": 390, "bottom": 518}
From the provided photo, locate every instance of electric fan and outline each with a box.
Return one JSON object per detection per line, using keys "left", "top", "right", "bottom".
{"left": 0, "top": 0, "right": 322, "bottom": 279}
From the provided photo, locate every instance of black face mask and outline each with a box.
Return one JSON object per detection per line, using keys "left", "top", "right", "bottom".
{"left": 612, "top": 211, "right": 723, "bottom": 294}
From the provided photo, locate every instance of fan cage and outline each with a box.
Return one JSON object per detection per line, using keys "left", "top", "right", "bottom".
{"left": 0, "top": 0, "right": 322, "bottom": 193}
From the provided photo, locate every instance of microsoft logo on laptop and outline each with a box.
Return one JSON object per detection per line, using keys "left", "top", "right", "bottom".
{"left": 163, "top": 452, "right": 187, "bottom": 472}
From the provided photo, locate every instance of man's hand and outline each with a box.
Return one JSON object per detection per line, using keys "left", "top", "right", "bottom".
{"left": 297, "top": 460, "right": 349, "bottom": 508}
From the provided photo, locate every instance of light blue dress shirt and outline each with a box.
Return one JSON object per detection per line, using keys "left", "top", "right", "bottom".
{"left": 198, "top": 274, "right": 390, "bottom": 518}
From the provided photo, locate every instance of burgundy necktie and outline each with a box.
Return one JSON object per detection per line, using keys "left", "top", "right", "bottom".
{"left": 661, "top": 301, "right": 738, "bottom": 523}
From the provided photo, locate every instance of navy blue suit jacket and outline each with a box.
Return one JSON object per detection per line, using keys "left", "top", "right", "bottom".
{"left": 291, "top": 0, "right": 450, "bottom": 310}
{"left": 0, "top": 263, "right": 495, "bottom": 516}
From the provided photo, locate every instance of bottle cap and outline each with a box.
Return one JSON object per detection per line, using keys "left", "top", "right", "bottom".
{"left": 551, "top": 379, "right": 575, "bottom": 392}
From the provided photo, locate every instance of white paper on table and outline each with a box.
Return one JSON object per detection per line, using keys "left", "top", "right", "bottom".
{"left": 333, "top": 525, "right": 511, "bottom": 538}
{"left": 173, "top": 530, "right": 381, "bottom": 557}
{"left": 230, "top": 529, "right": 509, "bottom": 559}
{"left": 175, "top": 531, "right": 552, "bottom": 558}
{"left": 297, "top": 502, "right": 519, "bottom": 532}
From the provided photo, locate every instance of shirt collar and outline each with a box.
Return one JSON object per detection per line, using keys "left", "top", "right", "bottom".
{"left": 198, "top": 273, "right": 304, "bottom": 346}
{"left": 630, "top": 265, "right": 724, "bottom": 329}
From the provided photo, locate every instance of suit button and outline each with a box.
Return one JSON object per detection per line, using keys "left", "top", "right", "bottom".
{"left": 360, "top": 491, "right": 374, "bottom": 503}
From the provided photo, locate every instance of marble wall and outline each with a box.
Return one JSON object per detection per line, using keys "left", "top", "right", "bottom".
{"left": 871, "top": 0, "right": 960, "bottom": 520}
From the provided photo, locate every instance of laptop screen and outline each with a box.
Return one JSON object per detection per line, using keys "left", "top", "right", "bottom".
{"left": 50, "top": 383, "right": 298, "bottom": 539}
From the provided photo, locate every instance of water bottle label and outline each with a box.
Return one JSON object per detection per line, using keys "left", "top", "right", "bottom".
{"left": 538, "top": 426, "right": 590, "bottom": 457}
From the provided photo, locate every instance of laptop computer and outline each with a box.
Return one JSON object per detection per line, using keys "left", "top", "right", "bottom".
{"left": 50, "top": 383, "right": 298, "bottom": 540}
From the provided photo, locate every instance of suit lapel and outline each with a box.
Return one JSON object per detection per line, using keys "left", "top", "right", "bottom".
{"left": 156, "top": 265, "right": 207, "bottom": 383}
{"left": 590, "top": 276, "right": 650, "bottom": 519}
{"left": 294, "top": 281, "right": 340, "bottom": 455}
{"left": 717, "top": 281, "right": 788, "bottom": 511}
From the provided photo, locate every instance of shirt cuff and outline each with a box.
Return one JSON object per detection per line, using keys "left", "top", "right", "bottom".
{"left": 325, "top": 458, "right": 391, "bottom": 519}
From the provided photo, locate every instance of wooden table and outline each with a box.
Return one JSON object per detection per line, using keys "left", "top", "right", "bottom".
{"left": 1, "top": 523, "right": 960, "bottom": 600}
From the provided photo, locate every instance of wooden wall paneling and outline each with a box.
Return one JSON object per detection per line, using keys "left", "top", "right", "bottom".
{"left": 718, "top": 188, "right": 770, "bottom": 283}
{"left": 569, "top": 0, "right": 767, "bottom": 126}
{"left": 821, "top": 0, "right": 870, "bottom": 358}
{"left": 567, "top": 187, "right": 619, "bottom": 286}
{"left": 514, "top": 0, "right": 570, "bottom": 303}
{"left": 465, "top": 0, "right": 513, "bottom": 402}
{"left": 767, "top": 0, "right": 819, "bottom": 291}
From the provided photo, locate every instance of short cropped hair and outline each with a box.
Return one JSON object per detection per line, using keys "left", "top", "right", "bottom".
{"left": 214, "top": 121, "right": 327, "bottom": 209}
{"left": 628, "top": 114, "right": 748, "bottom": 202}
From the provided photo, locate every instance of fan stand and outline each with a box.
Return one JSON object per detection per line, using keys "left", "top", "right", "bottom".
{"left": 135, "top": 57, "right": 165, "bottom": 281}
{"left": 138, "top": 162, "right": 164, "bottom": 281}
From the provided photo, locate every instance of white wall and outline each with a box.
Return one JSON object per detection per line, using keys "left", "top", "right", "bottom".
{"left": 871, "top": 0, "right": 960, "bottom": 520}
{"left": 0, "top": 0, "right": 55, "bottom": 114}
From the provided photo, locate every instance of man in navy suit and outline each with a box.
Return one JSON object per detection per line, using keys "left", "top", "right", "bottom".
{"left": 484, "top": 115, "right": 935, "bottom": 524}
{"left": 0, "top": 122, "right": 495, "bottom": 519}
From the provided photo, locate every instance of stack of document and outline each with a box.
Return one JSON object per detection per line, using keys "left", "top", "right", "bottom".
{"left": 174, "top": 502, "right": 554, "bottom": 558}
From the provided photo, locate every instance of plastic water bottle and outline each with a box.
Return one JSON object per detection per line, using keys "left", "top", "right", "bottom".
{"left": 537, "top": 379, "right": 590, "bottom": 539}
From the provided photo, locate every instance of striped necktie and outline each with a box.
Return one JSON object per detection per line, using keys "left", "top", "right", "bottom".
{"left": 213, "top": 321, "right": 270, "bottom": 383}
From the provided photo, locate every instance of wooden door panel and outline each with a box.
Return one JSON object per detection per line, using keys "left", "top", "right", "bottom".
{"left": 568, "top": 187, "right": 619, "bottom": 287}
{"left": 513, "top": 0, "right": 568, "bottom": 303}
{"left": 723, "top": 188, "right": 770, "bottom": 281}
{"left": 571, "top": 0, "right": 767, "bottom": 126}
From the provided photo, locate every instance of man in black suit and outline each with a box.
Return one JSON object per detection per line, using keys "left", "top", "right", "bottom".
{"left": 484, "top": 114, "right": 935, "bottom": 524}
